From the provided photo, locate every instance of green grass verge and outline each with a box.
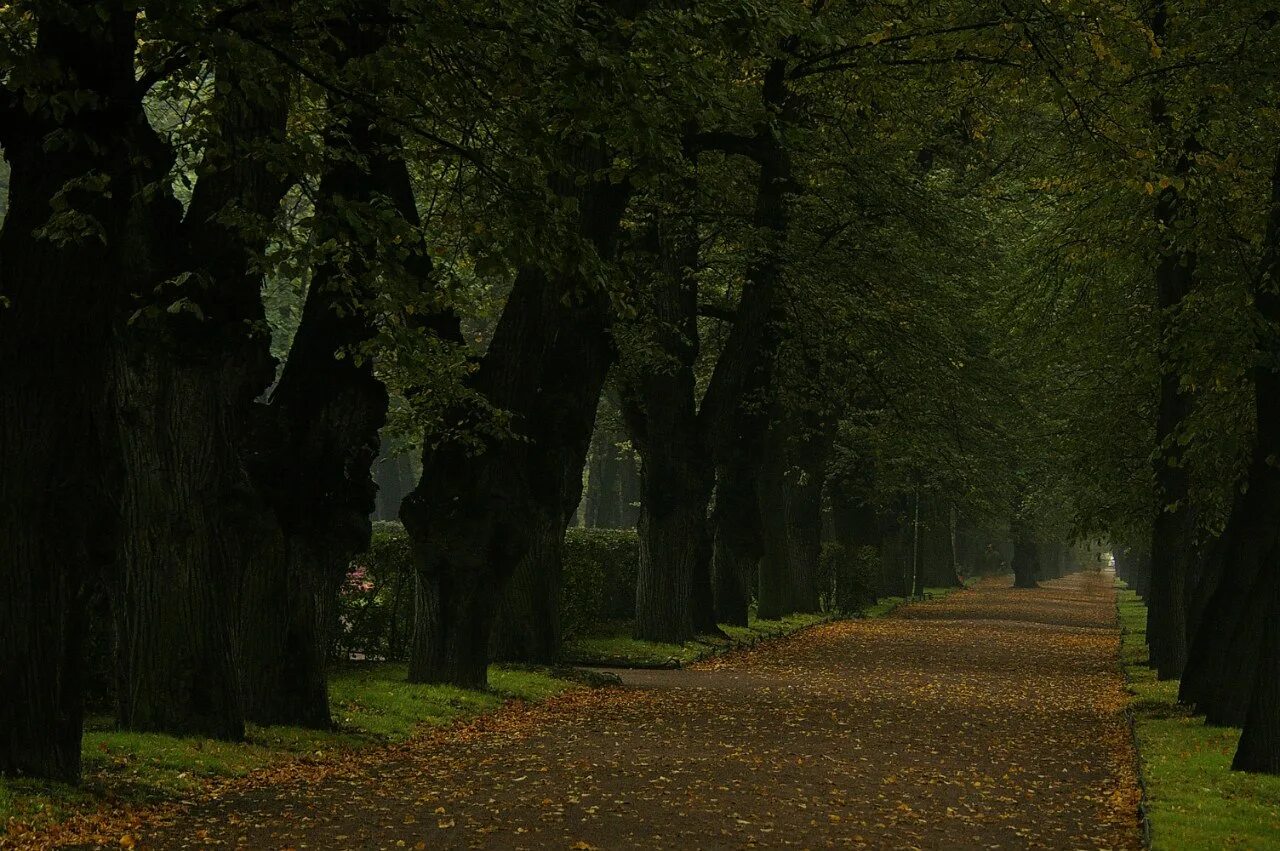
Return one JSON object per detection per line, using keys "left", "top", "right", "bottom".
{"left": 1116, "top": 586, "right": 1280, "bottom": 850}
{"left": 562, "top": 585, "right": 964, "bottom": 668}
{"left": 1, "top": 664, "right": 574, "bottom": 836}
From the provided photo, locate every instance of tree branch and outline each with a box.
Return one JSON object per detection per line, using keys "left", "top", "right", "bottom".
{"left": 685, "top": 130, "right": 767, "bottom": 163}
{"left": 698, "top": 302, "right": 737, "bottom": 322}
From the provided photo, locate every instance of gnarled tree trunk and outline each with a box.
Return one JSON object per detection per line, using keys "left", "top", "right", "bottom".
{"left": 0, "top": 6, "right": 144, "bottom": 778}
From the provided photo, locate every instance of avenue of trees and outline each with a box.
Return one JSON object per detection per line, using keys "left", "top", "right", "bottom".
{"left": 2, "top": 0, "right": 1279, "bottom": 783}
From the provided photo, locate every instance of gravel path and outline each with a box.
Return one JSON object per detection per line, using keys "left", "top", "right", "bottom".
{"left": 135, "top": 570, "right": 1141, "bottom": 849}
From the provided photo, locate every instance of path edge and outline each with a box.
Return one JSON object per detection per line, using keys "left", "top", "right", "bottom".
{"left": 1113, "top": 579, "right": 1154, "bottom": 850}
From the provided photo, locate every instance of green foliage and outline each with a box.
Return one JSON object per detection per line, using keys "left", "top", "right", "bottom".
{"left": 335, "top": 521, "right": 416, "bottom": 661}
{"left": 1118, "top": 588, "right": 1280, "bottom": 850}
{"left": 563, "top": 587, "right": 965, "bottom": 667}
{"left": 561, "top": 527, "right": 640, "bottom": 638}
{"left": 338, "top": 524, "right": 640, "bottom": 655}
{"left": 821, "top": 541, "right": 878, "bottom": 612}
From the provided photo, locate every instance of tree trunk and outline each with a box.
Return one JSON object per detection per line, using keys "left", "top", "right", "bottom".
{"left": 112, "top": 42, "right": 292, "bottom": 737}
{"left": 490, "top": 525, "right": 563, "bottom": 663}
{"left": 1146, "top": 6, "right": 1199, "bottom": 680}
{"left": 585, "top": 425, "right": 624, "bottom": 529}
{"left": 0, "top": 4, "right": 160, "bottom": 782}
{"left": 711, "top": 461, "right": 761, "bottom": 627}
{"left": 1011, "top": 522, "right": 1040, "bottom": 589}
{"left": 1181, "top": 148, "right": 1280, "bottom": 721}
{"left": 828, "top": 475, "right": 880, "bottom": 612}
{"left": 402, "top": 146, "right": 632, "bottom": 685}
{"left": 1234, "top": 614, "right": 1280, "bottom": 774}
{"left": 631, "top": 427, "right": 715, "bottom": 640}
{"left": 698, "top": 58, "right": 796, "bottom": 623}
{"left": 111, "top": 344, "right": 263, "bottom": 739}
{"left": 622, "top": 204, "right": 718, "bottom": 641}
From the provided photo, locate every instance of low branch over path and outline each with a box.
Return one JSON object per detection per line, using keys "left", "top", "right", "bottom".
{"left": 129, "top": 573, "right": 1141, "bottom": 849}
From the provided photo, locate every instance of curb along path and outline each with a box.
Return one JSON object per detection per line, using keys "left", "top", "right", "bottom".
{"left": 128, "top": 572, "right": 1140, "bottom": 849}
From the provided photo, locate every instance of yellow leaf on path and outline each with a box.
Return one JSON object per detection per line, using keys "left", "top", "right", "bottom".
{"left": 120, "top": 835, "right": 137, "bottom": 849}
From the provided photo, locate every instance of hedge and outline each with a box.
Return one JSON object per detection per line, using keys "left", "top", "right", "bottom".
{"left": 335, "top": 523, "right": 640, "bottom": 659}
{"left": 561, "top": 527, "right": 639, "bottom": 634}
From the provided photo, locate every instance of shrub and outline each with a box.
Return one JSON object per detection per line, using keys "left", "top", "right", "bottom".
{"left": 336, "top": 523, "right": 640, "bottom": 657}
{"left": 334, "top": 521, "right": 415, "bottom": 660}
{"left": 561, "top": 527, "right": 639, "bottom": 637}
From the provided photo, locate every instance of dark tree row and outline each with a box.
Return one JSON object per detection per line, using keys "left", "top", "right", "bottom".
{"left": 4, "top": 0, "right": 1278, "bottom": 786}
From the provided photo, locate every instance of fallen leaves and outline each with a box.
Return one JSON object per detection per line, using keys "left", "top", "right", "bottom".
{"left": 5, "top": 573, "right": 1142, "bottom": 850}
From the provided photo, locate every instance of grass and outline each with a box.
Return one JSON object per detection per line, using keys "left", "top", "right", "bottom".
{"left": 1116, "top": 586, "right": 1280, "bottom": 850}
{"left": 562, "top": 585, "right": 964, "bottom": 668}
{"left": 0, "top": 664, "right": 574, "bottom": 836}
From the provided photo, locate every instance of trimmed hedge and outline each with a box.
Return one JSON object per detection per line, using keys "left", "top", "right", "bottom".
{"left": 336, "top": 522, "right": 640, "bottom": 659}
{"left": 562, "top": 527, "right": 639, "bottom": 635}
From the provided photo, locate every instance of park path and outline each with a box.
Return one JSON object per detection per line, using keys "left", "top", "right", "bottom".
{"left": 139, "top": 571, "right": 1140, "bottom": 849}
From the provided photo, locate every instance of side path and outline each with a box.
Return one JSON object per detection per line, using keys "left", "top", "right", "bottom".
{"left": 136, "top": 572, "right": 1140, "bottom": 849}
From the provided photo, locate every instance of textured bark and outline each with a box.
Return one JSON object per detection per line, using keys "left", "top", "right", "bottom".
{"left": 1011, "top": 522, "right": 1040, "bottom": 589}
{"left": 402, "top": 135, "right": 632, "bottom": 685}
{"left": 700, "top": 59, "right": 796, "bottom": 624}
{"left": 622, "top": 207, "right": 721, "bottom": 640}
{"left": 1146, "top": 3, "right": 1199, "bottom": 681}
{"left": 1180, "top": 148, "right": 1280, "bottom": 724}
{"left": 630, "top": 403, "right": 716, "bottom": 640}
{"left": 112, "top": 348, "right": 262, "bottom": 739}
{"left": 0, "top": 5, "right": 144, "bottom": 779}
{"left": 1234, "top": 615, "right": 1280, "bottom": 774}
{"left": 756, "top": 423, "right": 792, "bottom": 620}
{"left": 112, "top": 38, "right": 292, "bottom": 738}
{"left": 490, "top": 526, "right": 564, "bottom": 663}
{"left": 490, "top": 386, "right": 596, "bottom": 662}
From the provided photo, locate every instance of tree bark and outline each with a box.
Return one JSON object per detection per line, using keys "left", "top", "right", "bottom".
{"left": 0, "top": 5, "right": 144, "bottom": 779}
{"left": 1011, "top": 521, "right": 1040, "bottom": 589}
{"left": 1180, "top": 147, "right": 1280, "bottom": 724}
{"left": 1146, "top": 2, "right": 1199, "bottom": 681}
{"left": 490, "top": 525, "right": 564, "bottom": 663}
{"left": 111, "top": 36, "right": 292, "bottom": 738}
{"left": 1233, "top": 614, "right": 1280, "bottom": 774}
{"left": 402, "top": 148, "right": 632, "bottom": 685}
{"left": 710, "top": 459, "right": 761, "bottom": 627}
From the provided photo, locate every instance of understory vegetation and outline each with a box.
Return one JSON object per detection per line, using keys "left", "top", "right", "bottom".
{"left": 1, "top": 665, "right": 575, "bottom": 836}
{"left": 1118, "top": 588, "right": 1280, "bottom": 849}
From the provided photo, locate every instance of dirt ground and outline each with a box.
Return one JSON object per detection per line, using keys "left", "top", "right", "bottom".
{"left": 96, "top": 571, "right": 1144, "bottom": 849}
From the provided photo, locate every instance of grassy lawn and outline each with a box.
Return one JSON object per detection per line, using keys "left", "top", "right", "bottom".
{"left": 1117, "top": 587, "right": 1280, "bottom": 850}
{"left": 562, "top": 586, "right": 963, "bottom": 667}
{"left": 0, "top": 664, "right": 574, "bottom": 836}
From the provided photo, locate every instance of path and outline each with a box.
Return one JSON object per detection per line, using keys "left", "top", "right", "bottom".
{"left": 140, "top": 572, "right": 1140, "bottom": 849}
